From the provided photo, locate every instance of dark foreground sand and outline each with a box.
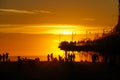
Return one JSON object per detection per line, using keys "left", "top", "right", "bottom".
{"left": 0, "top": 61, "right": 120, "bottom": 80}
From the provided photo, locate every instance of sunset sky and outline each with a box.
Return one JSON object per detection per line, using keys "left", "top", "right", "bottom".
{"left": 0, "top": 0, "right": 119, "bottom": 57}
{"left": 0, "top": 0, "right": 118, "bottom": 34}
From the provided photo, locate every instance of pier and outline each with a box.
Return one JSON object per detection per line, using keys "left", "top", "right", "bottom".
{"left": 58, "top": 0, "right": 120, "bottom": 64}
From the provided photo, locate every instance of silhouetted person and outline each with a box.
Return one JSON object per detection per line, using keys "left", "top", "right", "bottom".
{"left": 65, "top": 57, "right": 68, "bottom": 62}
{"left": 58, "top": 55, "right": 62, "bottom": 62}
{"left": 92, "top": 54, "right": 98, "bottom": 63}
{"left": 5, "top": 52, "right": 9, "bottom": 62}
{"left": 68, "top": 54, "right": 71, "bottom": 62}
{"left": 17, "top": 56, "right": 22, "bottom": 69}
{"left": 2, "top": 53, "right": 5, "bottom": 62}
{"left": 50, "top": 53, "right": 53, "bottom": 61}
{"left": 72, "top": 54, "right": 75, "bottom": 62}
{"left": 53, "top": 57, "right": 58, "bottom": 62}
{"left": 35, "top": 57, "right": 40, "bottom": 64}
{"left": 70, "top": 54, "right": 72, "bottom": 62}
{"left": 47, "top": 54, "right": 50, "bottom": 62}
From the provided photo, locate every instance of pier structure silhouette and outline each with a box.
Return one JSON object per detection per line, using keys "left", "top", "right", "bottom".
{"left": 58, "top": 0, "right": 120, "bottom": 64}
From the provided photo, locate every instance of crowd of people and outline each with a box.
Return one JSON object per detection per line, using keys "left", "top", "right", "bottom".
{"left": 0, "top": 52, "right": 99, "bottom": 64}
{"left": 47, "top": 53, "right": 76, "bottom": 63}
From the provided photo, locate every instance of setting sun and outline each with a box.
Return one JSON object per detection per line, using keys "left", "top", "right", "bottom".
{"left": 62, "top": 31, "right": 72, "bottom": 35}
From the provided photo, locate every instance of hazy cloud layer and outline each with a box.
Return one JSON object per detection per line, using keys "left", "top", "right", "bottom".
{"left": 82, "top": 18, "right": 95, "bottom": 21}
{"left": 0, "top": 9, "right": 51, "bottom": 14}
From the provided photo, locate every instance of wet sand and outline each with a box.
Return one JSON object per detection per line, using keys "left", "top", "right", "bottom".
{"left": 0, "top": 61, "right": 120, "bottom": 80}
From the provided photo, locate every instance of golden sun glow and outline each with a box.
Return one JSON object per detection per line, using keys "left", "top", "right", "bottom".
{"left": 62, "top": 31, "right": 73, "bottom": 35}
{"left": 40, "top": 25, "right": 82, "bottom": 35}
{"left": 11, "top": 24, "right": 89, "bottom": 35}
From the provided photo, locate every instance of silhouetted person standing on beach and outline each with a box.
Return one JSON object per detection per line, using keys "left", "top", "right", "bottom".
{"left": 3, "top": 53, "right": 5, "bottom": 62}
{"left": 47, "top": 54, "right": 50, "bottom": 62}
{"left": 72, "top": 53, "right": 75, "bottom": 62}
{"left": 58, "top": 55, "right": 62, "bottom": 62}
{"left": 17, "top": 56, "right": 22, "bottom": 69}
{"left": 18, "top": 56, "right": 22, "bottom": 63}
{"left": 92, "top": 54, "right": 98, "bottom": 63}
{"left": 50, "top": 53, "right": 53, "bottom": 61}
{"left": 5, "top": 52, "right": 9, "bottom": 62}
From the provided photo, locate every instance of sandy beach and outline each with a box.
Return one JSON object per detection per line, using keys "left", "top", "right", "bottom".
{"left": 0, "top": 61, "right": 120, "bottom": 80}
